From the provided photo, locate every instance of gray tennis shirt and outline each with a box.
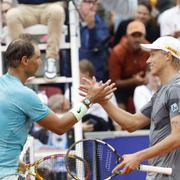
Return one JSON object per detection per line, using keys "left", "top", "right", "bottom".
{"left": 141, "top": 74, "right": 180, "bottom": 180}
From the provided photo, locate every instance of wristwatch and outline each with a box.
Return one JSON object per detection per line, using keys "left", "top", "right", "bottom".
{"left": 83, "top": 97, "right": 92, "bottom": 108}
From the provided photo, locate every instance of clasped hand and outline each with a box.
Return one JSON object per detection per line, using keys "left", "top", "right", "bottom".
{"left": 79, "top": 77, "right": 117, "bottom": 104}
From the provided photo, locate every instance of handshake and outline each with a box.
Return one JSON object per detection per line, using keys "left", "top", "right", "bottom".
{"left": 79, "top": 77, "right": 117, "bottom": 105}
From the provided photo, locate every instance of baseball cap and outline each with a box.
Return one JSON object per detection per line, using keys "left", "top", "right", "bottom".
{"left": 127, "top": 20, "right": 146, "bottom": 35}
{"left": 141, "top": 36, "right": 180, "bottom": 60}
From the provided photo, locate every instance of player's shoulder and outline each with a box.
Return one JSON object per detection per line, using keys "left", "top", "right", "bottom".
{"left": 166, "top": 81, "right": 180, "bottom": 96}
{"left": 173, "top": 77, "right": 180, "bottom": 88}
{"left": 16, "top": 85, "right": 37, "bottom": 99}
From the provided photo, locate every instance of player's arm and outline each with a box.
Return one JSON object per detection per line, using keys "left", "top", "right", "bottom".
{"left": 112, "top": 115, "right": 180, "bottom": 174}
{"left": 134, "top": 115, "right": 180, "bottom": 162}
{"left": 37, "top": 110, "right": 81, "bottom": 135}
{"left": 101, "top": 101, "right": 150, "bottom": 132}
{"left": 80, "top": 77, "right": 150, "bottom": 131}
{"left": 132, "top": 88, "right": 180, "bottom": 165}
{"left": 37, "top": 79, "right": 116, "bottom": 135}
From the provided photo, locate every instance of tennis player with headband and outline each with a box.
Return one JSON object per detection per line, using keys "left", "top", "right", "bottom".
{"left": 81, "top": 36, "right": 180, "bottom": 180}
{"left": 0, "top": 38, "right": 116, "bottom": 179}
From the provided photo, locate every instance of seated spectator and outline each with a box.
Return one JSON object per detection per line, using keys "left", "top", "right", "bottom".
{"left": 133, "top": 66, "right": 160, "bottom": 112}
{"left": 6, "top": 0, "right": 65, "bottom": 79}
{"left": 79, "top": 0, "right": 110, "bottom": 82}
{"left": 113, "top": 0, "right": 160, "bottom": 46}
{"left": 108, "top": 20, "right": 149, "bottom": 113}
{"left": 48, "top": 93, "right": 70, "bottom": 115}
{"left": 80, "top": 59, "right": 119, "bottom": 131}
{"left": 61, "top": 0, "right": 110, "bottom": 81}
{"left": 158, "top": 0, "right": 180, "bottom": 40}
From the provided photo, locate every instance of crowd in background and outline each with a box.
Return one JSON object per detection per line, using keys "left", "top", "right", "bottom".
{"left": 0, "top": 0, "right": 180, "bottom": 148}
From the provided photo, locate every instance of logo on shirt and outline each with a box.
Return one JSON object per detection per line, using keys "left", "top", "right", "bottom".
{"left": 171, "top": 103, "right": 179, "bottom": 112}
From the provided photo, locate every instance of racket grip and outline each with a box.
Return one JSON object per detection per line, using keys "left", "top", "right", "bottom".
{"left": 139, "top": 165, "right": 172, "bottom": 175}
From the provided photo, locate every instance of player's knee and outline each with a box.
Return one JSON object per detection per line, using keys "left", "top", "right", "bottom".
{"left": 6, "top": 8, "right": 21, "bottom": 24}
{"left": 49, "top": 5, "right": 65, "bottom": 21}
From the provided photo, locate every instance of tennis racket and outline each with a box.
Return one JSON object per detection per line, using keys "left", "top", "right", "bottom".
{"left": 65, "top": 139, "right": 172, "bottom": 180}
{"left": 18, "top": 152, "right": 83, "bottom": 180}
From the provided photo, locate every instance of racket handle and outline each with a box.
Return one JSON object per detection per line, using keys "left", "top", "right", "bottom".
{"left": 139, "top": 165, "right": 172, "bottom": 175}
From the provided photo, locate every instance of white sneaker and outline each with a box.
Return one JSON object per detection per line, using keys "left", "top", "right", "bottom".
{"left": 44, "top": 58, "right": 57, "bottom": 79}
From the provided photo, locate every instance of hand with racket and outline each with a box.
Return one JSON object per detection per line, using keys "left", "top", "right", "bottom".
{"left": 17, "top": 152, "right": 84, "bottom": 180}
{"left": 65, "top": 139, "right": 172, "bottom": 180}
{"left": 106, "top": 153, "right": 172, "bottom": 180}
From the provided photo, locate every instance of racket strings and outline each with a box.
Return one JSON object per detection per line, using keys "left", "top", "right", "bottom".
{"left": 96, "top": 144, "right": 103, "bottom": 160}
{"left": 34, "top": 155, "right": 66, "bottom": 179}
{"left": 66, "top": 154, "right": 89, "bottom": 178}
{"left": 95, "top": 143, "right": 115, "bottom": 173}
{"left": 35, "top": 160, "right": 52, "bottom": 179}
{"left": 65, "top": 140, "right": 121, "bottom": 180}
{"left": 105, "top": 149, "right": 113, "bottom": 171}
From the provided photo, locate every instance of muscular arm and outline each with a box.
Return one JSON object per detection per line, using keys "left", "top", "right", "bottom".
{"left": 37, "top": 111, "right": 77, "bottom": 135}
{"left": 36, "top": 78, "right": 116, "bottom": 135}
{"left": 112, "top": 115, "right": 180, "bottom": 175}
{"left": 135, "top": 115, "right": 180, "bottom": 162}
{"left": 102, "top": 101, "right": 150, "bottom": 132}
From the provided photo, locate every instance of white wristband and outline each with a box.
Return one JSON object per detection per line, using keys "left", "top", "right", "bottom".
{"left": 70, "top": 102, "right": 88, "bottom": 122}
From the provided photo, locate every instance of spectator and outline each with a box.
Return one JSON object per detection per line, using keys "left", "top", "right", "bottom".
{"left": 48, "top": 93, "right": 70, "bottom": 115}
{"left": 6, "top": 0, "right": 65, "bottom": 79}
{"left": 113, "top": 0, "right": 160, "bottom": 46}
{"left": 133, "top": 66, "right": 160, "bottom": 112}
{"left": 108, "top": 20, "right": 149, "bottom": 113}
{"left": 62, "top": 0, "right": 110, "bottom": 81}
{"left": 63, "top": 0, "right": 109, "bottom": 81}
{"left": 79, "top": 0, "right": 110, "bottom": 81}
{"left": 80, "top": 59, "right": 119, "bottom": 131}
{"left": 158, "top": 0, "right": 180, "bottom": 40}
